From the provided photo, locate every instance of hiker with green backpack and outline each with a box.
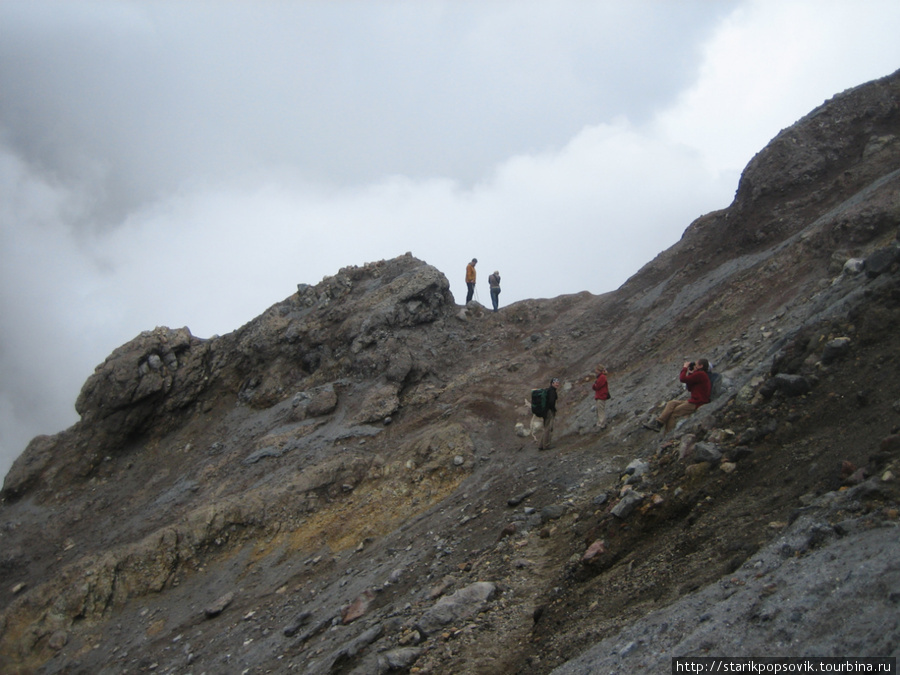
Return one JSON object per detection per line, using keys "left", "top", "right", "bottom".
{"left": 531, "top": 377, "right": 561, "bottom": 450}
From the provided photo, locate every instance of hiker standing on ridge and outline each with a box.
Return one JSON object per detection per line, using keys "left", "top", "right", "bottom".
{"left": 644, "top": 359, "right": 711, "bottom": 433}
{"left": 465, "top": 258, "right": 478, "bottom": 303}
{"left": 539, "top": 377, "right": 561, "bottom": 450}
{"left": 488, "top": 270, "right": 501, "bottom": 312}
{"left": 592, "top": 365, "right": 610, "bottom": 429}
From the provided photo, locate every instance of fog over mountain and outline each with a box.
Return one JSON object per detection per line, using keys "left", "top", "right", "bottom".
{"left": 2, "top": 65, "right": 899, "bottom": 673}
{"left": 2, "top": 0, "right": 900, "bottom": 479}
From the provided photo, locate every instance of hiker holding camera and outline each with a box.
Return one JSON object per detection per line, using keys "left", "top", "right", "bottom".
{"left": 488, "top": 270, "right": 501, "bottom": 312}
{"left": 644, "top": 359, "right": 711, "bottom": 433}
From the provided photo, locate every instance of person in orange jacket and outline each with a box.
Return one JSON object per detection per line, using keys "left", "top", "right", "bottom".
{"left": 465, "top": 258, "right": 477, "bottom": 303}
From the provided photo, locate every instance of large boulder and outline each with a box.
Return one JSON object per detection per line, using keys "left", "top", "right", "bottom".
{"left": 75, "top": 327, "right": 205, "bottom": 424}
{"left": 415, "top": 582, "right": 496, "bottom": 636}
{"left": 70, "top": 327, "right": 212, "bottom": 470}
{"left": 288, "top": 383, "right": 339, "bottom": 422}
{"left": 354, "top": 383, "right": 401, "bottom": 424}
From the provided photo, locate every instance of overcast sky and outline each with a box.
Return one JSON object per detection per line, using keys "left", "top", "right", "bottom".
{"left": 1, "top": 1, "right": 899, "bottom": 479}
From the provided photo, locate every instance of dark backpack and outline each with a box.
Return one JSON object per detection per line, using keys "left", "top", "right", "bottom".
{"left": 708, "top": 368, "right": 722, "bottom": 400}
{"left": 531, "top": 388, "right": 548, "bottom": 417}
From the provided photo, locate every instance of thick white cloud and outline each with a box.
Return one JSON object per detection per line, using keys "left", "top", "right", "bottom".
{"left": 1, "top": 0, "right": 899, "bottom": 479}
{"left": 657, "top": 0, "right": 900, "bottom": 172}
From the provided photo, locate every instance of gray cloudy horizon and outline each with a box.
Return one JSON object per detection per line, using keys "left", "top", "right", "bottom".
{"left": 2, "top": 0, "right": 899, "bottom": 479}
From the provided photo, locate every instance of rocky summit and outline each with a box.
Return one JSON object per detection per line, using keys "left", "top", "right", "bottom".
{"left": 2, "top": 70, "right": 900, "bottom": 675}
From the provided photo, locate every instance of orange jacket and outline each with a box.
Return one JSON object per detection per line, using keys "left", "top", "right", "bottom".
{"left": 465, "top": 263, "right": 476, "bottom": 283}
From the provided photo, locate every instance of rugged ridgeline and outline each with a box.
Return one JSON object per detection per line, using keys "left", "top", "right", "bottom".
{"left": 2, "top": 71, "right": 900, "bottom": 675}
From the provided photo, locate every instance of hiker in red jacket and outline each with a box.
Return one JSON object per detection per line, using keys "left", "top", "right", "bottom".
{"left": 644, "top": 359, "right": 711, "bottom": 433}
{"left": 591, "top": 365, "right": 610, "bottom": 429}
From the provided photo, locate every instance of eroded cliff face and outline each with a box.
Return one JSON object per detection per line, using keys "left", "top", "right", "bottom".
{"left": 1, "top": 71, "right": 899, "bottom": 675}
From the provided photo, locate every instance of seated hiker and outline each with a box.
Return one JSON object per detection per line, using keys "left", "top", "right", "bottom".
{"left": 644, "top": 359, "right": 711, "bottom": 433}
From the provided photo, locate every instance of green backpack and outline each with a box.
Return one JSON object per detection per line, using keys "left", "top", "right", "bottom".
{"left": 531, "top": 388, "right": 548, "bottom": 417}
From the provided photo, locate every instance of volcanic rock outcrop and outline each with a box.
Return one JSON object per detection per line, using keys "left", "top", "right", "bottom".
{"left": 2, "top": 70, "right": 900, "bottom": 674}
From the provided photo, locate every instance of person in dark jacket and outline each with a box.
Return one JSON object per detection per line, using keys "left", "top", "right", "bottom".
{"left": 591, "top": 365, "right": 610, "bottom": 429}
{"left": 644, "top": 359, "right": 711, "bottom": 433}
{"left": 539, "top": 377, "right": 561, "bottom": 450}
{"left": 488, "top": 270, "right": 501, "bottom": 312}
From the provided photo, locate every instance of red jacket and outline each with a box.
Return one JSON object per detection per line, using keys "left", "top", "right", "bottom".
{"left": 592, "top": 374, "right": 609, "bottom": 400}
{"left": 680, "top": 367, "right": 711, "bottom": 406}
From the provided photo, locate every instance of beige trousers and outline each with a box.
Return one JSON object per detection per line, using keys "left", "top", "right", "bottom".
{"left": 658, "top": 400, "right": 697, "bottom": 432}
{"left": 540, "top": 409, "right": 555, "bottom": 448}
{"left": 595, "top": 399, "right": 607, "bottom": 427}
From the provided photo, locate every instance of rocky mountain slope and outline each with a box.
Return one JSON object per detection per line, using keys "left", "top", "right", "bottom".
{"left": 2, "top": 69, "right": 900, "bottom": 675}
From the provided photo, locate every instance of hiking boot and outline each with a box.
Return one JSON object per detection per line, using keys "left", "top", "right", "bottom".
{"left": 642, "top": 419, "right": 663, "bottom": 432}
